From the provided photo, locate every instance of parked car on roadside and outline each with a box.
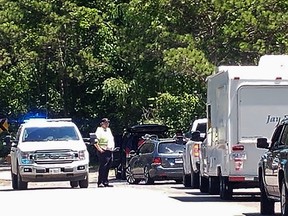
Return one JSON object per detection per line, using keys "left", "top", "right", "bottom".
{"left": 182, "top": 130, "right": 205, "bottom": 188}
{"left": 185, "top": 118, "right": 207, "bottom": 140}
{"left": 126, "top": 136, "right": 184, "bottom": 185}
{"left": 257, "top": 117, "right": 288, "bottom": 216}
{"left": 112, "top": 124, "right": 169, "bottom": 180}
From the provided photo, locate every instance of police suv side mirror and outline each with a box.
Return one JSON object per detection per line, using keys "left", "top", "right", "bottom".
{"left": 257, "top": 137, "right": 269, "bottom": 149}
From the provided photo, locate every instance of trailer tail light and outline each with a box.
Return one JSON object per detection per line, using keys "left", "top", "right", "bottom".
{"left": 152, "top": 157, "right": 162, "bottom": 165}
{"left": 234, "top": 158, "right": 244, "bottom": 171}
{"left": 232, "top": 145, "right": 244, "bottom": 151}
{"left": 192, "top": 143, "right": 200, "bottom": 157}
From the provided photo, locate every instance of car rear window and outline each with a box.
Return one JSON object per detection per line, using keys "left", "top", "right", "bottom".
{"left": 158, "top": 143, "right": 184, "bottom": 154}
{"left": 196, "top": 123, "right": 206, "bottom": 133}
{"left": 22, "top": 126, "right": 79, "bottom": 142}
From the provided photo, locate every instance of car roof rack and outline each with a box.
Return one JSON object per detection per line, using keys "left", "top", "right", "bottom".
{"left": 142, "top": 134, "right": 159, "bottom": 140}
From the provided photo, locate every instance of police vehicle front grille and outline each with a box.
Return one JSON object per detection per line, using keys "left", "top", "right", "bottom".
{"left": 33, "top": 150, "right": 77, "bottom": 164}
{"left": 35, "top": 160, "right": 74, "bottom": 164}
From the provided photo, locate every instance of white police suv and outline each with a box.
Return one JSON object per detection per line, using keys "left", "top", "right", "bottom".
{"left": 9, "top": 118, "right": 89, "bottom": 190}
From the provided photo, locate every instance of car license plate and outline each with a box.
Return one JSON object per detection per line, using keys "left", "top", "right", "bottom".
{"left": 175, "top": 158, "right": 183, "bottom": 164}
{"left": 230, "top": 152, "right": 247, "bottom": 160}
{"left": 49, "top": 168, "right": 60, "bottom": 174}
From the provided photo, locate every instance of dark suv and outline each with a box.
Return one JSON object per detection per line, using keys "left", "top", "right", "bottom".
{"left": 112, "top": 124, "right": 169, "bottom": 180}
{"left": 257, "top": 117, "right": 288, "bottom": 216}
{"left": 126, "top": 136, "right": 185, "bottom": 184}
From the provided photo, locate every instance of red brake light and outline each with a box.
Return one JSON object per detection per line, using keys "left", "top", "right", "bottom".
{"left": 152, "top": 157, "right": 162, "bottom": 165}
{"left": 232, "top": 145, "right": 244, "bottom": 151}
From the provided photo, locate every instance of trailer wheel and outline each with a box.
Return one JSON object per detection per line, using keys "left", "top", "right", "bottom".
{"left": 220, "top": 176, "right": 232, "bottom": 200}
{"left": 191, "top": 170, "right": 199, "bottom": 189}
{"left": 199, "top": 174, "right": 209, "bottom": 193}
{"left": 208, "top": 176, "right": 220, "bottom": 195}
{"left": 183, "top": 173, "right": 191, "bottom": 187}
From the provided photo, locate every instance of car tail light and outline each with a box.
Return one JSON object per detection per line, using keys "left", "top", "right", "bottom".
{"left": 192, "top": 143, "right": 200, "bottom": 157}
{"left": 152, "top": 157, "right": 162, "bottom": 165}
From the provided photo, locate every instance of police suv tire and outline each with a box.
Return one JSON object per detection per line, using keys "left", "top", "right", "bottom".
{"left": 79, "top": 177, "right": 89, "bottom": 188}
{"left": 219, "top": 176, "right": 232, "bottom": 200}
{"left": 17, "top": 169, "right": 28, "bottom": 190}
{"left": 259, "top": 175, "right": 274, "bottom": 215}
{"left": 11, "top": 171, "right": 18, "bottom": 190}
{"left": 70, "top": 181, "right": 79, "bottom": 188}
{"left": 183, "top": 174, "right": 191, "bottom": 187}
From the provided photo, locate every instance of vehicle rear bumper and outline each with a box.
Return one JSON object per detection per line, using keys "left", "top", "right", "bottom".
{"left": 18, "top": 163, "right": 89, "bottom": 182}
{"left": 228, "top": 175, "right": 259, "bottom": 189}
{"left": 150, "top": 167, "right": 183, "bottom": 180}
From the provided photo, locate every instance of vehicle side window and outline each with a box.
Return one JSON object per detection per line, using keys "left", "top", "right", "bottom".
{"left": 271, "top": 124, "right": 284, "bottom": 148}
{"left": 280, "top": 125, "right": 288, "bottom": 146}
{"left": 139, "top": 142, "right": 154, "bottom": 154}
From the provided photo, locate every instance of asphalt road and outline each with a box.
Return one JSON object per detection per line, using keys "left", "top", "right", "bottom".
{"left": 0, "top": 160, "right": 281, "bottom": 216}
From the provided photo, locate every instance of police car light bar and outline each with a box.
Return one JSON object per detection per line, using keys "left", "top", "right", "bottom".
{"left": 46, "top": 118, "right": 72, "bottom": 122}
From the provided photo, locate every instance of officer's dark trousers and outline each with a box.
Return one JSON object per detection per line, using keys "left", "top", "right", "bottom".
{"left": 97, "top": 150, "right": 112, "bottom": 185}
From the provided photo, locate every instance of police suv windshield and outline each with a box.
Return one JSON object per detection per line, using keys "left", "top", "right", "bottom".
{"left": 22, "top": 126, "right": 79, "bottom": 142}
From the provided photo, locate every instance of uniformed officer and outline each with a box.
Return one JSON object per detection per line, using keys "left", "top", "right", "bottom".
{"left": 94, "top": 118, "right": 115, "bottom": 187}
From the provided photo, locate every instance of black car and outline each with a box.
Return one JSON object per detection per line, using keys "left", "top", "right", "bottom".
{"left": 113, "top": 124, "right": 169, "bottom": 180}
{"left": 257, "top": 117, "right": 288, "bottom": 216}
{"left": 125, "top": 136, "right": 185, "bottom": 185}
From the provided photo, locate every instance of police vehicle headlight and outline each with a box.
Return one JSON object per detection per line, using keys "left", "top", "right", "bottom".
{"left": 20, "top": 151, "right": 34, "bottom": 164}
{"left": 78, "top": 150, "right": 86, "bottom": 160}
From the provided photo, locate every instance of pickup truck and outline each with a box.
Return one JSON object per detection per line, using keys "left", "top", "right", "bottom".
{"left": 257, "top": 117, "right": 288, "bottom": 216}
{"left": 182, "top": 123, "right": 206, "bottom": 189}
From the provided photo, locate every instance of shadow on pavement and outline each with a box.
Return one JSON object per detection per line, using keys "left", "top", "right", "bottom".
{"left": 170, "top": 188, "right": 261, "bottom": 203}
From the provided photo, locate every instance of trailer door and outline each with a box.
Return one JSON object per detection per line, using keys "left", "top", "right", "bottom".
{"left": 237, "top": 85, "right": 288, "bottom": 175}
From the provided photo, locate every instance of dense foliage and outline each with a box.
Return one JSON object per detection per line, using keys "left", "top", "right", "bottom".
{"left": 1, "top": 0, "right": 287, "bottom": 139}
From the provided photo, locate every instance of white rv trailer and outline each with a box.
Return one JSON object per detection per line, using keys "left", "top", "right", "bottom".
{"left": 199, "top": 55, "right": 288, "bottom": 200}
